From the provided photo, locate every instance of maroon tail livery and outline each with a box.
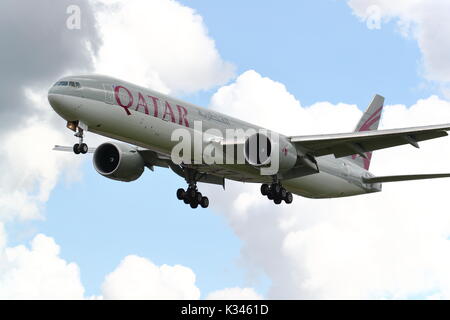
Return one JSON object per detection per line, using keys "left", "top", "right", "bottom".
{"left": 348, "top": 94, "right": 385, "bottom": 170}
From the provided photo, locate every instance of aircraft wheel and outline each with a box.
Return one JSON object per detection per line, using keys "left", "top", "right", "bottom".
{"left": 176, "top": 188, "right": 185, "bottom": 200}
{"left": 190, "top": 201, "right": 199, "bottom": 209}
{"left": 80, "top": 143, "right": 88, "bottom": 154}
{"left": 261, "top": 184, "right": 269, "bottom": 196}
{"left": 272, "top": 183, "right": 281, "bottom": 195}
{"left": 274, "top": 198, "right": 282, "bottom": 205}
{"left": 267, "top": 191, "right": 274, "bottom": 200}
{"left": 200, "top": 196, "right": 209, "bottom": 208}
{"left": 280, "top": 188, "right": 287, "bottom": 199}
{"left": 285, "top": 192, "right": 293, "bottom": 204}
{"left": 187, "top": 188, "right": 197, "bottom": 200}
{"left": 196, "top": 192, "right": 203, "bottom": 203}
{"left": 73, "top": 143, "right": 81, "bottom": 154}
{"left": 183, "top": 191, "right": 191, "bottom": 203}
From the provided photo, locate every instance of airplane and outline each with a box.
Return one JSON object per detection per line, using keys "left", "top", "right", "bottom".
{"left": 48, "top": 75, "right": 450, "bottom": 209}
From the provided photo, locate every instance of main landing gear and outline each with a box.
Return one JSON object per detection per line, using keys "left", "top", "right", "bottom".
{"left": 176, "top": 184, "right": 209, "bottom": 209}
{"left": 175, "top": 168, "right": 210, "bottom": 209}
{"left": 73, "top": 127, "right": 88, "bottom": 154}
{"left": 261, "top": 182, "right": 293, "bottom": 205}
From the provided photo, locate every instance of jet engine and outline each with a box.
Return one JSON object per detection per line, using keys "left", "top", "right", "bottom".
{"left": 93, "top": 142, "right": 145, "bottom": 182}
{"left": 243, "top": 132, "right": 298, "bottom": 173}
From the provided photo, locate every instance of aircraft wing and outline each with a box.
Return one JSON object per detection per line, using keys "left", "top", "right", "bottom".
{"left": 289, "top": 123, "right": 450, "bottom": 158}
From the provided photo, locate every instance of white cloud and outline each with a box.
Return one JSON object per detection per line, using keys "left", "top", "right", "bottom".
{"left": 0, "top": 0, "right": 98, "bottom": 300}
{"left": 0, "top": 89, "right": 82, "bottom": 222}
{"left": 206, "top": 287, "right": 262, "bottom": 300}
{"left": 93, "top": 0, "right": 235, "bottom": 94}
{"left": 210, "top": 70, "right": 361, "bottom": 136}
{"left": 101, "top": 255, "right": 262, "bottom": 300}
{"left": 206, "top": 70, "right": 450, "bottom": 299}
{"left": 0, "top": 223, "right": 6, "bottom": 251}
{"left": 0, "top": 0, "right": 238, "bottom": 300}
{"left": 0, "top": 0, "right": 239, "bottom": 300}
{"left": 0, "top": 234, "right": 85, "bottom": 299}
{"left": 101, "top": 255, "right": 201, "bottom": 299}
{"left": 281, "top": 206, "right": 450, "bottom": 299}
{"left": 0, "top": 0, "right": 98, "bottom": 222}
{"left": 4, "top": 0, "right": 450, "bottom": 301}
{"left": 0, "top": 229, "right": 259, "bottom": 300}
{"left": 347, "top": 0, "right": 450, "bottom": 88}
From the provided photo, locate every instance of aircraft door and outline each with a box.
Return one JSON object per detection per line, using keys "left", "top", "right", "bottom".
{"left": 103, "top": 83, "right": 115, "bottom": 104}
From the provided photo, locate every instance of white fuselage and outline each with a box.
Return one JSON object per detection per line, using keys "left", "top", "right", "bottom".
{"left": 48, "top": 75, "right": 381, "bottom": 199}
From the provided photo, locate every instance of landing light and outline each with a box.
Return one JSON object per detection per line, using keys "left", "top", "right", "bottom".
{"left": 66, "top": 121, "right": 78, "bottom": 132}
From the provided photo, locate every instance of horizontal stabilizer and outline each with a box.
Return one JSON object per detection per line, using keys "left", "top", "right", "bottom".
{"left": 53, "top": 145, "right": 96, "bottom": 153}
{"left": 363, "top": 173, "right": 450, "bottom": 184}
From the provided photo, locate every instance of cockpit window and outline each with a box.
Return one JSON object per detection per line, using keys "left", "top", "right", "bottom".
{"left": 54, "top": 81, "right": 81, "bottom": 88}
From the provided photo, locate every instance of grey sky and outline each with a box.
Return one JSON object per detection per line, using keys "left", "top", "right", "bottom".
{"left": 0, "top": 0, "right": 100, "bottom": 132}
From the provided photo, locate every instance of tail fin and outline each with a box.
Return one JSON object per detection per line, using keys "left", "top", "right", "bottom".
{"left": 347, "top": 94, "right": 385, "bottom": 170}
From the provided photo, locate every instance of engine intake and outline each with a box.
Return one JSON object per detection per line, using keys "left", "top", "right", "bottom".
{"left": 244, "top": 133, "right": 272, "bottom": 167}
{"left": 93, "top": 142, "right": 145, "bottom": 182}
{"left": 244, "top": 133, "right": 298, "bottom": 174}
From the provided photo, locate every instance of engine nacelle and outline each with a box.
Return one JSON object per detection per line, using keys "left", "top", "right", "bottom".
{"left": 244, "top": 133, "right": 298, "bottom": 174}
{"left": 93, "top": 142, "right": 145, "bottom": 182}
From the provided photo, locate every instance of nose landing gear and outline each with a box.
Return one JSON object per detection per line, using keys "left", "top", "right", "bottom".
{"left": 261, "top": 183, "right": 293, "bottom": 205}
{"left": 72, "top": 126, "right": 88, "bottom": 155}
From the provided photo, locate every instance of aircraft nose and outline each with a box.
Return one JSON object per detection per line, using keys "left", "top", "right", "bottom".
{"left": 48, "top": 92, "right": 62, "bottom": 111}
{"left": 48, "top": 90, "right": 75, "bottom": 120}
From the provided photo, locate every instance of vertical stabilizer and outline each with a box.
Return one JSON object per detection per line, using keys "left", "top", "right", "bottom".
{"left": 347, "top": 94, "right": 385, "bottom": 170}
